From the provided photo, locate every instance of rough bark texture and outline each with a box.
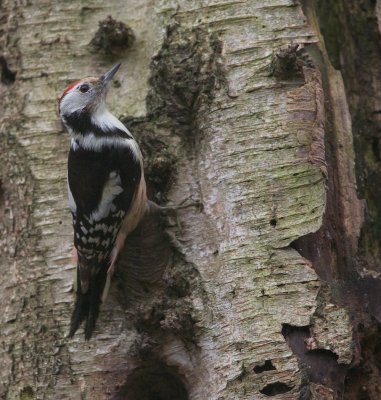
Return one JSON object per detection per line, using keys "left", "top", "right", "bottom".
{"left": 0, "top": 0, "right": 379, "bottom": 399}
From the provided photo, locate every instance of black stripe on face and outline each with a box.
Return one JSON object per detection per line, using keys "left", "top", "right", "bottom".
{"left": 63, "top": 109, "right": 132, "bottom": 140}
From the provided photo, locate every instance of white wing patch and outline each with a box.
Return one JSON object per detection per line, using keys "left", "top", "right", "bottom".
{"left": 68, "top": 182, "right": 77, "bottom": 214}
{"left": 90, "top": 171, "right": 123, "bottom": 221}
{"left": 71, "top": 138, "right": 79, "bottom": 151}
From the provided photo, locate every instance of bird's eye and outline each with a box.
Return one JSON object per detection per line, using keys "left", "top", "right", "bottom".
{"left": 79, "top": 84, "right": 90, "bottom": 93}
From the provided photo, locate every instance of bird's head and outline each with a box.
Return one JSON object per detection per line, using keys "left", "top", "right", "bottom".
{"left": 59, "top": 63, "right": 121, "bottom": 120}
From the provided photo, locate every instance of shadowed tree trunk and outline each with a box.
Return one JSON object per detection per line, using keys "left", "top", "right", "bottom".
{"left": 0, "top": 0, "right": 380, "bottom": 399}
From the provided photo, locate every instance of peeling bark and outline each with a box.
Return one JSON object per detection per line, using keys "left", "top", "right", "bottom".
{"left": 0, "top": 0, "right": 378, "bottom": 399}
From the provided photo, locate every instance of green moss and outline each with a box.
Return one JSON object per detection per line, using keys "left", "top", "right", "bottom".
{"left": 19, "top": 386, "right": 34, "bottom": 400}
{"left": 147, "top": 23, "right": 224, "bottom": 137}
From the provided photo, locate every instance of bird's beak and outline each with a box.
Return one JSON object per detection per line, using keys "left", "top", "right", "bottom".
{"left": 100, "top": 63, "right": 121, "bottom": 86}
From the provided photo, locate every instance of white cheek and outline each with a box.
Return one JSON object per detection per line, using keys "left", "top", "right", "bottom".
{"left": 60, "top": 91, "right": 87, "bottom": 116}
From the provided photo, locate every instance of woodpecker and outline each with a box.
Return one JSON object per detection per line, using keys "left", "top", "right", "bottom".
{"left": 59, "top": 64, "right": 147, "bottom": 339}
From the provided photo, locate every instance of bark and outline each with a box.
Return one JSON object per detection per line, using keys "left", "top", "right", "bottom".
{"left": 0, "top": 0, "right": 379, "bottom": 399}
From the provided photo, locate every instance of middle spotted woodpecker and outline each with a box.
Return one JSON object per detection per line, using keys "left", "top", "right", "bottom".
{"left": 59, "top": 64, "right": 147, "bottom": 339}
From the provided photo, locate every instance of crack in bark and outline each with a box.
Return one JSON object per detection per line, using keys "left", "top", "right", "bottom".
{"left": 112, "top": 363, "right": 189, "bottom": 400}
{"left": 282, "top": 323, "right": 347, "bottom": 397}
{"left": 0, "top": 56, "right": 16, "bottom": 85}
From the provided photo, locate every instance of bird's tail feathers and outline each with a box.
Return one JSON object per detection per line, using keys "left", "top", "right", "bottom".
{"left": 69, "top": 263, "right": 108, "bottom": 340}
{"left": 101, "top": 272, "right": 111, "bottom": 303}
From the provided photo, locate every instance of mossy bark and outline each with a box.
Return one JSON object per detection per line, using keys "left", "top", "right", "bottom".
{"left": 0, "top": 1, "right": 376, "bottom": 399}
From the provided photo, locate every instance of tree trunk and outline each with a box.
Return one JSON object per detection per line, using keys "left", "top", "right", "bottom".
{"left": 0, "top": 0, "right": 379, "bottom": 399}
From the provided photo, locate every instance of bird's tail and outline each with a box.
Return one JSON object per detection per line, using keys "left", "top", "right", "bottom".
{"left": 69, "top": 263, "right": 109, "bottom": 340}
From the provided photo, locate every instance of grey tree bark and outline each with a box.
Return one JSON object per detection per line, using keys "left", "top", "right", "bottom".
{"left": 0, "top": 1, "right": 379, "bottom": 399}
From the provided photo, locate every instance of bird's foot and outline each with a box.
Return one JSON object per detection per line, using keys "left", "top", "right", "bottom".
{"left": 148, "top": 198, "right": 203, "bottom": 215}
{"left": 147, "top": 199, "right": 202, "bottom": 232}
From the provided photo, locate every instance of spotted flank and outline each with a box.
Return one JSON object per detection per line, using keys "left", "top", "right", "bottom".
{"left": 75, "top": 210, "right": 125, "bottom": 255}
